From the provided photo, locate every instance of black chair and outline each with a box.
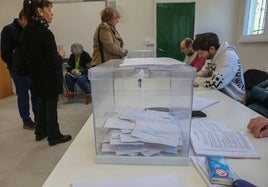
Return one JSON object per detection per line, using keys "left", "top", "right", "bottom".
{"left": 244, "top": 69, "right": 268, "bottom": 90}
{"left": 244, "top": 69, "right": 268, "bottom": 106}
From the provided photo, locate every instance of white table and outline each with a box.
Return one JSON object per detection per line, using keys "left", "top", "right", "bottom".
{"left": 43, "top": 89, "right": 268, "bottom": 187}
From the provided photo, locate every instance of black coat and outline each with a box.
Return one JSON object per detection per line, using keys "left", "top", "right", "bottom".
{"left": 66, "top": 50, "right": 91, "bottom": 75}
{"left": 0, "top": 19, "right": 23, "bottom": 72}
{"left": 22, "top": 20, "right": 63, "bottom": 97}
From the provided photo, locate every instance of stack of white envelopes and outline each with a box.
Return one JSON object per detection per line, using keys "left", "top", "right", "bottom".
{"left": 101, "top": 108, "right": 183, "bottom": 157}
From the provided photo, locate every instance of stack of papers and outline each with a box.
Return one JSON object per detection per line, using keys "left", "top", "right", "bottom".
{"left": 190, "top": 121, "right": 260, "bottom": 158}
{"left": 101, "top": 109, "right": 183, "bottom": 157}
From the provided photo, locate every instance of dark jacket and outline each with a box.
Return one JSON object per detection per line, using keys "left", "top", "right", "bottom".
{"left": 66, "top": 50, "right": 91, "bottom": 75}
{"left": 245, "top": 69, "right": 268, "bottom": 106}
{"left": 247, "top": 79, "right": 268, "bottom": 107}
{"left": 22, "top": 19, "right": 63, "bottom": 97}
{"left": 0, "top": 19, "right": 23, "bottom": 72}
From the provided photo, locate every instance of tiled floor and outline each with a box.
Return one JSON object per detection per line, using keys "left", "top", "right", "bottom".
{"left": 0, "top": 95, "right": 92, "bottom": 187}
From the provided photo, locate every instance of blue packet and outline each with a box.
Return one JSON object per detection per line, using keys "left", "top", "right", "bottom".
{"left": 205, "top": 155, "right": 234, "bottom": 185}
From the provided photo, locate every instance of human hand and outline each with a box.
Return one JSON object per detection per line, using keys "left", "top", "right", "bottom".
{"left": 58, "top": 50, "right": 65, "bottom": 58}
{"left": 71, "top": 69, "right": 81, "bottom": 77}
{"left": 71, "top": 69, "right": 76, "bottom": 74}
{"left": 247, "top": 116, "right": 268, "bottom": 138}
{"left": 194, "top": 82, "right": 199, "bottom": 87}
{"left": 122, "top": 49, "right": 128, "bottom": 57}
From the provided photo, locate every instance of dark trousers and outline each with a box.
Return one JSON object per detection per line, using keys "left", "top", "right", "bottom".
{"left": 35, "top": 96, "right": 62, "bottom": 140}
{"left": 248, "top": 103, "right": 268, "bottom": 118}
{"left": 11, "top": 72, "right": 40, "bottom": 123}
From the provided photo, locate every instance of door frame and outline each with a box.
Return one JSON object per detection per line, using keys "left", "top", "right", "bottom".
{"left": 154, "top": 0, "right": 196, "bottom": 57}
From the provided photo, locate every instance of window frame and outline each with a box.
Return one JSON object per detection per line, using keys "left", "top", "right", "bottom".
{"left": 239, "top": 0, "right": 268, "bottom": 43}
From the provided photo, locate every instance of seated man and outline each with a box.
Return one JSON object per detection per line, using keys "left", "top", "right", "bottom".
{"left": 63, "top": 43, "right": 92, "bottom": 104}
{"left": 192, "top": 32, "right": 246, "bottom": 103}
{"left": 180, "top": 37, "right": 206, "bottom": 72}
{"left": 246, "top": 79, "right": 268, "bottom": 118}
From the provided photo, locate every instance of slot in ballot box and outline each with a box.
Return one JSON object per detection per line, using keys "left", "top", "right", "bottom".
{"left": 89, "top": 58, "right": 195, "bottom": 165}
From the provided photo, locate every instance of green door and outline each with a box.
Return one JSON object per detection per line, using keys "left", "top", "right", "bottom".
{"left": 156, "top": 3, "right": 195, "bottom": 61}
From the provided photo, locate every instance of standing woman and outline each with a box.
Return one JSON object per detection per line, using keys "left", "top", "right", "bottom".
{"left": 22, "top": 0, "right": 71, "bottom": 146}
{"left": 92, "top": 7, "right": 128, "bottom": 66}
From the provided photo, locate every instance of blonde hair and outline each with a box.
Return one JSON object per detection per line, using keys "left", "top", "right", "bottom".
{"left": 101, "top": 7, "right": 120, "bottom": 22}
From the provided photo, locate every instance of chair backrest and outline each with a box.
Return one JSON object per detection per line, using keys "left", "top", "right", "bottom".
{"left": 244, "top": 69, "right": 268, "bottom": 90}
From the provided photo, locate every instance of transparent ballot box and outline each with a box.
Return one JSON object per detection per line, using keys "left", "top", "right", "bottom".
{"left": 89, "top": 58, "right": 196, "bottom": 165}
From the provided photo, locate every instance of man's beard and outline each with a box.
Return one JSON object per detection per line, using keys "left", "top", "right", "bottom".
{"left": 206, "top": 52, "right": 214, "bottom": 60}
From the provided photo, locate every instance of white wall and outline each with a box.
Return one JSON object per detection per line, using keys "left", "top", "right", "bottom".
{"left": 194, "top": 0, "right": 240, "bottom": 45}
{"left": 117, "top": 0, "right": 241, "bottom": 50}
{"left": 237, "top": 43, "right": 268, "bottom": 71}
{"left": 50, "top": 1, "right": 105, "bottom": 57}
{"left": 236, "top": 0, "right": 268, "bottom": 71}
{"left": 0, "top": 0, "right": 22, "bottom": 34}
{"left": 0, "top": 0, "right": 267, "bottom": 71}
{"left": 116, "top": 0, "right": 155, "bottom": 51}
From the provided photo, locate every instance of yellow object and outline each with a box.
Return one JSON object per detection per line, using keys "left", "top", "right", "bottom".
{"left": 0, "top": 57, "right": 13, "bottom": 99}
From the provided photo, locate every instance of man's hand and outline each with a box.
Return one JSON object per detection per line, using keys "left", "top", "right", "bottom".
{"left": 247, "top": 116, "right": 268, "bottom": 138}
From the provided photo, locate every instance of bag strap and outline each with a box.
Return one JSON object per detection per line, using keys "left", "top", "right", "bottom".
{"left": 98, "top": 26, "right": 105, "bottom": 64}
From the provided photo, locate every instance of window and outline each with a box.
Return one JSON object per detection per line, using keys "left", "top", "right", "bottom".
{"left": 240, "top": 0, "right": 268, "bottom": 42}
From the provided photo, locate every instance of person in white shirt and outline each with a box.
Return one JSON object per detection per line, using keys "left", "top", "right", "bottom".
{"left": 192, "top": 32, "right": 246, "bottom": 103}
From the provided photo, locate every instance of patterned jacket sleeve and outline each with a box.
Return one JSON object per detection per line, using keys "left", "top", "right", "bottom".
{"left": 195, "top": 50, "right": 239, "bottom": 90}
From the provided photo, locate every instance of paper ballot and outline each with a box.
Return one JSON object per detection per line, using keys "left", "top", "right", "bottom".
{"left": 131, "top": 120, "right": 180, "bottom": 147}
{"left": 104, "top": 117, "right": 135, "bottom": 130}
{"left": 192, "top": 97, "right": 220, "bottom": 111}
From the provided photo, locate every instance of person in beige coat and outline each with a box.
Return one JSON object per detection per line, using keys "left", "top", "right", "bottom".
{"left": 92, "top": 7, "right": 128, "bottom": 66}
